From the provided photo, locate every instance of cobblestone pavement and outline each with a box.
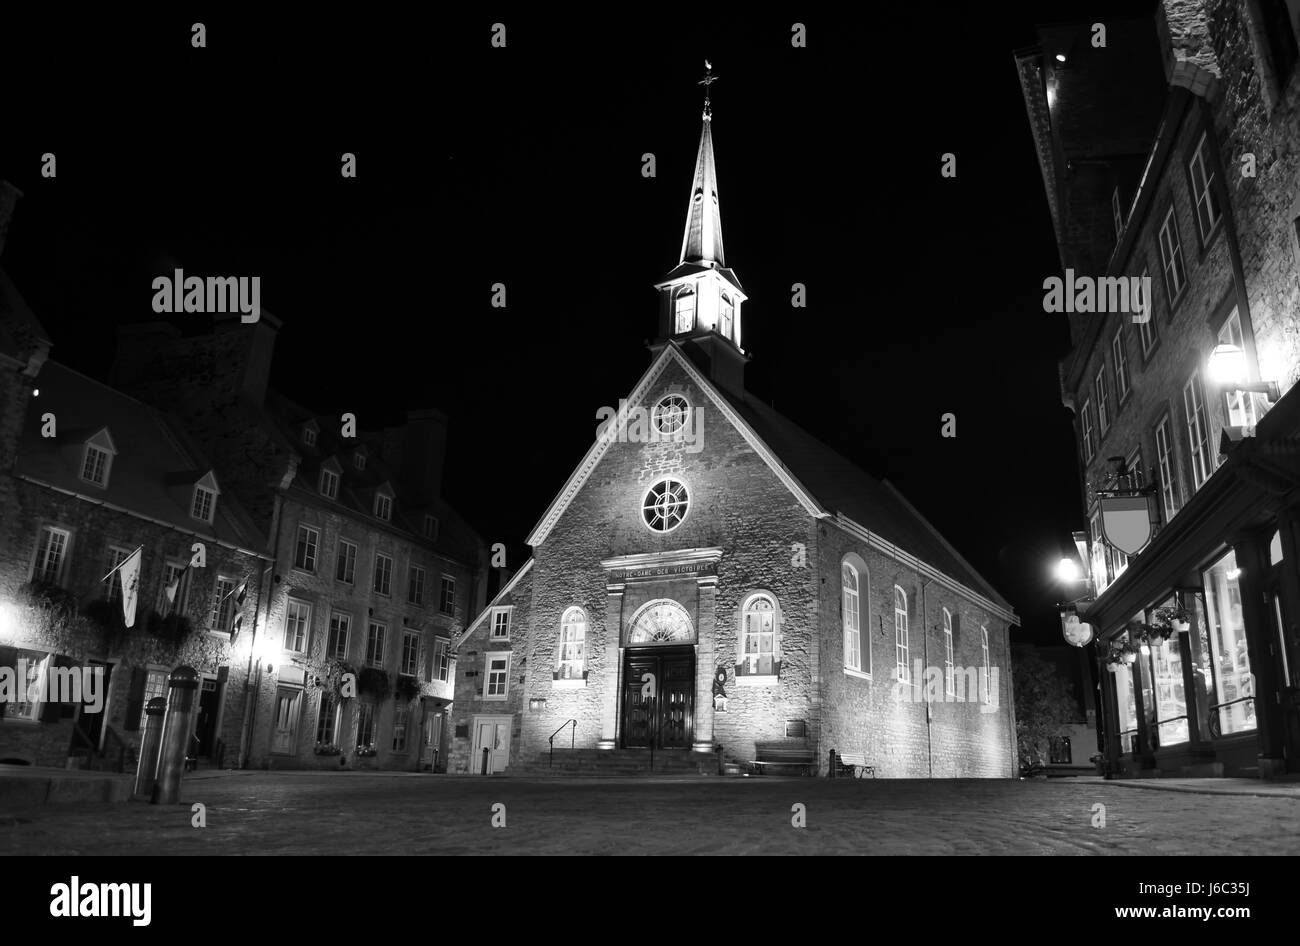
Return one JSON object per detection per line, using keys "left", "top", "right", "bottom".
{"left": 4, "top": 772, "right": 1299, "bottom": 855}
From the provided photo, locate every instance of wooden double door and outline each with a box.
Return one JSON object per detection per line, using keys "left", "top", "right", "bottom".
{"left": 621, "top": 647, "right": 693, "bottom": 749}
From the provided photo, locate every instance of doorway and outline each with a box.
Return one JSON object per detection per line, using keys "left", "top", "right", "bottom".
{"left": 621, "top": 646, "right": 694, "bottom": 749}
{"left": 470, "top": 715, "right": 512, "bottom": 774}
{"left": 271, "top": 687, "right": 303, "bottom": 755}
{"left": 194, "top": 677, "right": 218, "bottom": 758}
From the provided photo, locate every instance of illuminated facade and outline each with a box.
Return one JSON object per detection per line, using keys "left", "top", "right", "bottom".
{"left": 449, "top": 86, "right": 1019, "bottom": 777}
{"left": 1019, "top": 1, "right": 1300, "bottom": 778}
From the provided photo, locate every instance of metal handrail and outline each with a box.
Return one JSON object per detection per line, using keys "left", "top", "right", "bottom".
{"left": 1208, "top": 696, "right": 1254, "bottom": 710}
{"left": 548, "top": 719, "right": 577, "bottom": 768}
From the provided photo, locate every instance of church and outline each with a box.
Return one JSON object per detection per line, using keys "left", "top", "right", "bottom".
{"left": 449, "top": 74, "right": 1019, "bottom": 777}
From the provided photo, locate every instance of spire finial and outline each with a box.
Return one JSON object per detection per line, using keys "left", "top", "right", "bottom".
{"left": 698, "top": 59, "right": 719, "bottom": 120}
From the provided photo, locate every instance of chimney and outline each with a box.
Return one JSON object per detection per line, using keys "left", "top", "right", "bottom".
{"left": 401, "top": 409, "right": 448, "bottom": 505}
{"left": 214, "top": 311, "right": 281, "bottom": 407}
{"left": 0, "top": 181, "right": 23, "bottom": 258}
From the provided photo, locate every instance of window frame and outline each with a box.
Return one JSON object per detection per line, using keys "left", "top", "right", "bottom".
{"left": 1188, "top": 131, "right": 1222, "bottom": 244}
{"left": 283, "top": 597, "right": 312, "bottom": 654}
{"left": 319, "top": 467, "right": 339, "bottom": 500}
{"left": 209, "top": 575, "right": 237, "bottom": 634}
{"left": 423, "top": 515, "right": 439, "bottom": 541}
{"left": 293, "top": 524, "right": 320, "bottom": 572}
{"left": 373, "top": 552, "right": 393, "bottom": 596}
{"left": 374, "top": 492, "right": 392, "bottom": 522}
{"left": 484, "top": 652, "right": 510, "bottom": 701}
{"left": 439, "top": 576, "right": 456, "bottom": 616}
{"left": 1155, "top": 412, "right": 1181, "bottom": 522}
{"left": 31, "top": 525, "right": 72, "bottom": 585}
{"left": 366, "top": 621, "right": 387, "bottom": 668}
{"left": 942, "top": 608, "right": 955, "bottom": 697}
{"left": 556, "top": 607, "right": 588, "bottom": 683}
{"left": 400, "top": 630, "right": 420, "bottom": 677}
{"left": 842, "top": 561, "right": 866, "bottom": 677}
{"left": 1157, "top": 205, "right": 1187, "bottom": 306}
{"left": 1094, "top": 366, "right": 1111, "bottom": 437}
{"left": 191, "top": 484, "right": 216, "bottom": 524}
{"left": 81, "top": 442, "right": 113, "bottom": 488}
{"left": 1137, "top": 267, "right": 1159, "bottom": 358}
{"left": 1112, "top": 328, "right": 1131, "bottom": 406}
{"left": 894, "top": 586, "right": 910, "bottom": 683}
{"left": 490, "top": 606, "right": 512, "bottom": 642}
{"left": 407, "top": 564, "right": 426, "bottom": 606}
{"left": 1080, "top": 397, "right": 1095, "bottom": 463}
{"left": 1183, "top": 371, "right": 1213, "bottom": 491}
{"left": 738, "top": 592, "right": 779, "bottom": 680}
{"left": 433, "top": 637, "right": 451, "bottom": 683}
{"left": 335, "top": 539, "right": 358, "bottom": 584}
{"left": 980, "top": 626, "right": 991, "bottom": 704}
{"left": 327, "top": 610, "right": 352, "bottom": 661}
{"left": 102, "top": 545, "right": 131, "bottom": 603}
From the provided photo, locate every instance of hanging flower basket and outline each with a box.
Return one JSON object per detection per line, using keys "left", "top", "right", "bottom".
{"left": 394, "top": 674, "right": 422, "bottom": 703}
{"left": 357, "top": 666, "right": 391, "bottom": 700}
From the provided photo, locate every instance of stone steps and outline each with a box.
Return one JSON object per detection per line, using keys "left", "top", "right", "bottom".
{"left": 513, "top": 749, "right": 719, "bottom": 777}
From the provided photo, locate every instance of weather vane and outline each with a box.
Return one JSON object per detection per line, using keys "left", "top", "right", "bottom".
{"left": 698, "top": 59, "right": 719, "bottom": 115}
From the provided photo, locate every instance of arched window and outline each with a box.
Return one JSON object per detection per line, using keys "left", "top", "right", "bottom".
{"left": 556, "top": 608, "right": 587, "bottom": 681}
{"left": 981, "top": 625, "right": 991, "bottom": 703}
{"left": 674, "top": 288, "right": 696, "bottom": 334}
{"left": 894, "top": 587, "right": 909, "bottom": 683}
{"left": 942, "top": 608, "right": 955, "bottom": 697}
{"left": 739, "top": 594, "right": 778, "bottom": 677}
{"left": 842, "top": 563, "right": 862, "bottom": 672}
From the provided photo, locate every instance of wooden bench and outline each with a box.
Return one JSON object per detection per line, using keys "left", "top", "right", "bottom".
{"left": 750, "top": 741, "right": 817, "bottom": 776}
{"left": 830, "top": 750, "right": 874, "bottom": 779}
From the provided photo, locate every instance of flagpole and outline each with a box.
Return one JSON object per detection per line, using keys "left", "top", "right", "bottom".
{"left": 99, "top": 545, "right": 144, "bottom": 584}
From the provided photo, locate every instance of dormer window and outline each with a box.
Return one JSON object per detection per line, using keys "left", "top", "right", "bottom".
{"left": 674, "top": 289, "right": 695, "bottom": 334}
{"left": 191, "top": 472, "right": 219, "bottom": 524}
{"left": 423, "top": 514, "right": 439, "bottom": 540}
{"left": 302, "top": 425, "right": 318, "bottom": 447}
{"left": 319, "top": 467, "right": 339, "bottom": 500}
{"left": 80, "top": 429, "right": 116, "bottom": 488}
{"left": 354, "top": 452, "right": 366, "bottom": 471}
{"left": 375, "top": 492, "right": 392, "bottom": 521}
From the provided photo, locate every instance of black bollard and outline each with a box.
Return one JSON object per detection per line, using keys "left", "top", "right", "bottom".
{"left": 151, "top": 666, "right": 199, "bottom": 805}
{"left": 133, "top": 697, "right": 168, "bottom": 798}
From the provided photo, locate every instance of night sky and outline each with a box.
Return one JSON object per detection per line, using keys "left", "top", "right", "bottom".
{"left": 0, "top": 4, "right": 1156, "bottom": 644}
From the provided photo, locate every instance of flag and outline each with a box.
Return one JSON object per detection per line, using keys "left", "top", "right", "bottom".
{"left": 118, "top": 548, "right": 143, "bottom": 629}
{"left": 235, "top": 581, "right": 247, "bottom": 606}
{"left": 165, "top": 564, "right": 192, "bottom": 615}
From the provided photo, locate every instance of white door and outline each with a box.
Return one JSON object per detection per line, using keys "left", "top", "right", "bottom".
{"left": 272, "top": 687, "right": 302, "bottom": 754}
{"left": 471, "top": 716, "right": 511, "bottom": 774}
{"left": 422, "top": 713, "right": 443, "bottom": 769}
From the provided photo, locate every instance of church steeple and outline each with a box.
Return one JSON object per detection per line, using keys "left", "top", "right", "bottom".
{"left": 653, "top": 61, "right": 749, "bottom": 397}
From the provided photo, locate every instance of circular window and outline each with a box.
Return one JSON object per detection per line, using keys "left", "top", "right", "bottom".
{"left": 642, "top": 478, "right": 689, "bottom": 532}
{"left": 652, "top": 395, "right": 690, "bottom": 436}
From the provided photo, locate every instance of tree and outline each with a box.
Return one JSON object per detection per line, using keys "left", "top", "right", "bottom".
{"left": 1012, "top": 648, "right": 1078, "bottom": 777}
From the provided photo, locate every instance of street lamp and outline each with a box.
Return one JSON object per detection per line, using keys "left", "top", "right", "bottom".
{"left": 1056, "top": 558, "right": 1080, "bottom": 583}
{"left": 1209, "top": 343, "right": 1280, "bottom": 403}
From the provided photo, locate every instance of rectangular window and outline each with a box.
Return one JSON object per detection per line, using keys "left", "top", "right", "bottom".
{"left": 32, "top": 526, "right": 70, "bottom": 585}
{"left": 401, "top": 631, "right": 419, "bottom": 676}
{"left": 1183, "top": 371, "right": 1212, "bottom": 490}
{"left": 842, "top": 566, "right": 862, "bottom": 674}
{"left": 294, "top": 525, "right": 319, "bottom": 572}
{"left": 102, "top": 546, "right": 130, "bottom": 602}
{"left": 434, "top": 638, "right": 450, "bottom": 682}
{"left": 210, "top": 576, "right": 236, "bottom": 633}
{"left": 392, "top": 706, "right": 408, "bottom": 752}
{"left": 491, "top": 608, "right": 511, "bottom": 641}
{"left": 1080, "top": 397, "right": 1095, "bottom": 463}
{"left": 674, "top": 292, "right": 695, "bottom": 334}
{"left": 1149, "top": 627, "right": 1189, "bottom": 747}
{"left": 1155, "top": 413, "right": 1180, "bottom": 522}
{"left": 1138, "top": 269, "right": 1158, "bottom": 356}
{"left": 440, "top": 577, "right": 456, "bottom": 616}
{"left": 82, "top": 445, "right": 110, "bottom": 486}
{"left": 375, "top": 494, "right": 392, "bottom": 521}
{"left": 485, "top": 654, "right": 509, "bottom": 699}
{"left": 741, "top": 601, "right": 776, "bottom": 676}
{"left": 1188, "top": 132, "right": 1221, "bottom": 242}
{"left": 1203, "top": 548, "right": 1255, "bottom": 735}
{"left": 894, "top": 589, "right": 909, "bottom": 683}
{"left": 140, "top": 668, "right": 168, "bottom": 730}
{"left": 335, "top": 540, "right": 357, "bottom": 584}
{"left": 157, "top": 560, "right": 187, "bottom": 614}
{"left": 366, "top": 622, "right": 386, "bottom": 667}
{"left": 327, "top": 611, "right": 351, "bottom": 661}
{"left": 316, "top": 694, "right": 339, "bottom": 746}
{"left": 1112, "top": 329, "right": 1130, "bottom": 404}
{"left": 373, "top": 553, "right": 393, "bottom": 596}
{"left": 319, "top": 468, "right": 339, "bottom": 500}
{"left": 284, "top": 598, "right": 311, "bottom": 653}
{"left": 423, "top": 515, "right": 439, "bottom": 540}
{"left": 192, "top": 486, "right": 215, "bottom": 523}
{"left": 356, "top": 702, "right": 376, "bottom": 753}
{"left": 1218, "top": 310, "right": 1261, "bottom": 428}
{"left": 1111, "top": 187, "right": 1124, "bottom": 238}
{"left": 1095, "top": 367, "right": 1110, "bottom": 436}
{"left": 407, "top": 565, "right": 425, "bottom": 605}
{"left": 719, "top": 297, "right": 734, "bottom": 341}
{"left": 1158, "top": 206, "right": 1186, "bottom": 302}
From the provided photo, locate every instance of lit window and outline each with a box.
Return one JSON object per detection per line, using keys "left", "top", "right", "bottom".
{"left": 1138, "top": 269, "right": 1158, "bottom": 356}
{"left": 392, "top": 705, "right": 409, "bottom": 751}
{"left": 294, "top": 525, "right": 319, "bottom": 571}
{"left": 366, "top": 622, "right": 386, "bottom": 667}
{"left": 491, "top": 607, "right": 511, "bottom": 640}
{"left": 1188, "top": 132, "right": 1221, "bottom": 242}
{"left": 842, "top": 563, "right": 862, "bottom": 673}
{"left": 1183, "top": 371, "right": 1212, "bottom": 490}
{"left": 401, "top": 631, "right": 419, "bottom": 677}
{"left": 1112, "top": 329, "right": 1130, "bottom": 404}
{"left": 191, "top": 485, "right": 216, "bottom": 523}
{"left": 1080, "top": 397, "right": 1095, "bottom": 463}
{"left": 375, "top": 493, "right": 392, "bottom": 521}
{"left": 373, "top": 553, "right": 393, "bottom": 596}
{"left": 210, "top": 576, "right": 236, "bottom": 633}
{"left": 674, "top": 290, "right": 695, "bottom": 333}
{"left": 1203, "top": 549, "right": 1255, "bottom": 735}
{"left": 319, "top": 468, "right": 339, "bottom": 500}
{"left": 81, "top": 444, "right": 112, "bottom": 487}
{"left": 485, "top": 653, "right": 509, "bottom": 699}
{"left": 1218, "top": 310, "right": 1261, "bottom": 428}
{"left": 335, "top": 539, "right": 357, "bottom": 584}
{"left": 651, "top": 395, "right": 690, "bottom": 436}
{"left": 408, "top": 565, "right": 425, "bottom": 605}
{"left": 434, "top": 638, "right": 450, "bottom": 682}
{"left": 32, "top": 526, "right": 70, "bottom": 585}
{"left": 1154, "top": 414, "right": 1180, "bottom": 522}
{"left": 328, "top": 611, "right": 351, "bottom": 661}
{"left": 943, "top": 609, "right": 955, "bottom": 697}
{"left": 102, "top": 546, "right": 130, "bottom": 602}
{"left": 1158, "top": 206, "right": 1186, "bottom": 302}
{"left": 740, "top": 594, "right": 778, "bottom": 677}
{"left": 557, "top": 608, "right": 586, "bottom": 680}
{"left": 284, "top": 598, "right": 311, "bottom": 653}
{"left": 642, "top": 478, "right": 689, "bottom": 532}
{"left": 1095, "top": 367, "right": 1110, "bottom": 436}
{"left": 439, "top": 576, "right": 455, "bottom": 616}
{"left": 894, "top": 587, "right": 909, "bottom": 683}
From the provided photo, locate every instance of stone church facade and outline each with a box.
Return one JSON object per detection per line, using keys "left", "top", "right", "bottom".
{"left": 450, "top": 84, "right": 1018, "bottom": 777}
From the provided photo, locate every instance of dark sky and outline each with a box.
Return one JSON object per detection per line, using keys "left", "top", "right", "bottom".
{"left": 0, "top": 4, "right": 1157, "bottom": 644}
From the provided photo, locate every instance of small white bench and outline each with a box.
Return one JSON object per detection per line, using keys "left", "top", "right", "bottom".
{"left": 832, "top": 750, "right": 874, "bottom": 779}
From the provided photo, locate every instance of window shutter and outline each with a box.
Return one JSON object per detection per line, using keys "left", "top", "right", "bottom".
{"left": 123, "top": 667, "right": 147, "bottom": 731}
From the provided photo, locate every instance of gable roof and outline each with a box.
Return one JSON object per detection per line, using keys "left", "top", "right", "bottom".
{"left": 456, "top": 558, "right": 535, "bottom": 647}
{"left": 527, "top": 342, "right": 1015, "bottom": 620}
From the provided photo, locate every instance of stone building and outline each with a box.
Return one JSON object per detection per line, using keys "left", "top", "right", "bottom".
{"left": 1018, "top": 1, "right": 1300, "bottom": 778}
{"left": 449, "top": 88, "right": 1019, "bottom": 777}
{"left": 109, "top": 316, "right": 487, "bottom": 771}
